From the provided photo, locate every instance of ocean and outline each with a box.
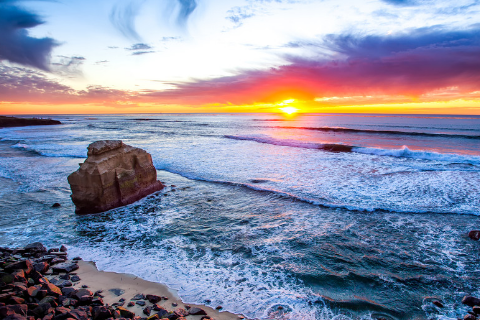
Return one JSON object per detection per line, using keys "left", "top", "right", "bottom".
{"left": 0, "top": 113, "right": 479, "bottom": 320}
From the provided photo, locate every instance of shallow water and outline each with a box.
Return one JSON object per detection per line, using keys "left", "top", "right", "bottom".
{"left": 0, "top": 113, "right": 479, "bottom": 319}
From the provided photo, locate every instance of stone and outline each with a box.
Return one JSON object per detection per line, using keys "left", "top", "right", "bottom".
{"left": 9, "top": 296, "right": 25, "bottom": 304}
{"left": 0, "top": 304, "right": 27, "bottom": 317}
{"left": 143, "top": 307, "right": 151, "bottom": 316}
{"left": 464, "top": 314, "right": 476, "bottom": 320}
{"left": 155, "top": 308, "right": 168, "bottom": 318}
{"left": 108, "top": 289, "right": 124, "bottom": 296}
{"left": 463, "top": 296, "right": 480, "bottom": 307}
{"left": 92, "top": 306, "right": 112, "bottom": 320}
{"left": 132, "top": 294, "right": 145, "bottom": 300}
{"left": 188, "top": 307, "right": 207, "bottom": 316}
{"left": 68, "top": 141, "right": 165, "bottom": 214}
{"left": 24, "top": 243, "right": 46, "bottom": 253}
{"left": 473, "top": 306, "right": 480, "bottom": 315}
{"left": 127, "top": 302, "right": 135, "bottom": 307}
{"left": 4, "top": 315, "right": 27, "bottom": 320}
{"left": 145, "top": 295, "right": 161, "bottom": 304}
{"left": 5, "top": 260, "right": 33, "bottom": 274}
{"left": 146, "top": 315, "right": 160, "bottom": 320}
{"left": 432, "top": 300, "right": 443, "bottom": 308}
{"left": 41, "top": 283, "right": 62, "bottom": 296}
{"left": 116, "top": 307, "right": 135, "bottom": 319}
{"left": 468, "top": 230, "right": 480, "bottom": 241}
{"left": 70, "top": 275, "right": 81, "bottom": 282}
{"left": 52, "top": 262, "right": 79, "bottom": 273}
{"left": 174, "top": 309, "right": 188, "bottom": 317}
{"left": 136, "top": 301, "right": 145, "bottom": 307}
{"left": 61, "top": 287, "right": 76, "bottom": 297}
{"left": 68, "top": 309, "right": 89, "bottom": 320}
{"left": 34, "top": 262, "right": 50, "bottom": 274}
{"left": 52, "top": 203, "right": 61, "bottom": 208}
{"left": 74, "top": 289, "right": 93, "bottom": 298}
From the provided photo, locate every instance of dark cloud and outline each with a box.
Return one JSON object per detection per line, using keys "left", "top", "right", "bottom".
{"left": 142, "top": 25, "right": 480, "bottom": 105}
{"left": 125, "top": 43, "right": 153, "bottom": 50}
{"left": 110, "top": 0, "right": 197, "bottom": 40}
{"left": 0, "top": 0, "right": 58, "bottom": 70}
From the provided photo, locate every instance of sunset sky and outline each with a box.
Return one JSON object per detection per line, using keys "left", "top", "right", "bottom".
{"left": 1, "top": 0, "right": 480, "bottom": 114}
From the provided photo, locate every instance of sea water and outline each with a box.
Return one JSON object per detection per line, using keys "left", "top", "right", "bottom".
{"left": 0, "top": 113, "right": 479, "bottom": 320}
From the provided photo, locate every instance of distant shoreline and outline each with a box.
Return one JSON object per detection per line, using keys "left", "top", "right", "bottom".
{"left": 0, "top": 115, "right": 61, "bottom": 128}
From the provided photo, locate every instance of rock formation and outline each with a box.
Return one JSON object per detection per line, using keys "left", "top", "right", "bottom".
{"left": 68, "top": 140, "right": 164, "bottom": 214}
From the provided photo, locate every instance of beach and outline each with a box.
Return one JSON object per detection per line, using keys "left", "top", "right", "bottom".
{"left": 74, "top": 260, "right": 242, "bottom": 320}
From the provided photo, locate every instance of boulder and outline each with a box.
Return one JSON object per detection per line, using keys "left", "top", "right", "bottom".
{"left": 462, "top": 296, "right": 480, "bottom": 307}
{"left": 68, "top": 140, "right": 164, "bottom": 214}
{"left": 468, "top": 230, "right": 480, "bottom": 241}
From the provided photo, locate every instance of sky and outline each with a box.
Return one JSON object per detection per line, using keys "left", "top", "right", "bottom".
{"left": 1, "top": 0, "right": 480, "bottom": 114}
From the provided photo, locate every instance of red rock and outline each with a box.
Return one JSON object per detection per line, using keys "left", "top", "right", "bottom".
{"left": 9, "top": 296, "right": 25, "bottom": 304}
{"left": 188, "top": 307, "right": 207, "bottom": 315}
{"left": 174, "top": 308, "right": 188, "bottom": 317}
{"left": 116, "top": 307, "right": 134, "bottom": 319}
{"left": 11, "top": 270, "right": 26, "bottom": 283}
{"left": 0, "top": 304, "right": 28, "bottom": 317}
{"left": 27, "top": 286, "right": 40, "bottom": 297}
{"left": 56, "top": 307, "right": 70, "bottom": 314}
{"left": 68, "top": 141, "right": 164, "bottom": 214}
{"left": 41, "top": 283, "right": 62, "bottom": 296}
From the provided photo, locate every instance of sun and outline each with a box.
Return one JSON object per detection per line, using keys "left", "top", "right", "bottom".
{"left": 279, "top": 106, "right": 298, "bottom": 114}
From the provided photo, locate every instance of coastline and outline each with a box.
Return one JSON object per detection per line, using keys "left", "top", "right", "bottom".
{"left": 75, "top": 260, "right": 244, "bottom": 320}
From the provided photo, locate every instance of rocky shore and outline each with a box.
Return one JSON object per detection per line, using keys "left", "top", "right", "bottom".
{"left": 0, "top": 243, "right": 242, "bottom": 320}
{"left": 0, "top": 116, "right": 61, "bottom": 128}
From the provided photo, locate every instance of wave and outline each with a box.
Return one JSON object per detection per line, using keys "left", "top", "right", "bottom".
{"left": 155, "top": 166, "right": 480, "bottom": 216}
{"left": 274, "top": 126, "right": 480, "bottom": 139}
{"left": 224, "top": 135, "right": 480, "bottom": 165}
{"left": 11, "top": 143, "right": 86, "bottom": 158}
{"left": 225, "top": 135, "right": 353, "bottom": 152}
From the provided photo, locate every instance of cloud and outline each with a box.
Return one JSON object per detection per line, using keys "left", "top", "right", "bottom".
{"left": 110, "top": 0, "right": 198, "bottom": 41}
{"left": 109, "top": 0, "right": 146, "bottom": 41}
{"left": 125, "top": 43, "right": 153, "bottom": 50}
{"left": 131, "top": 51, "right": 154, "bottom": 55}
{"left": 0, "top": 0, "right": 58, "bottom": 71}
{"left": 381, "top": 0, "right": 418, "bottom": 6}
{"left": 141, "top": 25, "right": 480, "bottom": 105}
{"left": 226, "top": 6, "right": 256, "bottom": 28}
{"left": 124, "top": 43, "right": 154, "bottom": 55}
{"left": 3, "top": 25, "right": 480, "bottom": 109}
{"left": 51, "top": 55, "right": 86, "bottom": 77}
{"left": 0, "top": 64, "right": 137, "bottom": 106}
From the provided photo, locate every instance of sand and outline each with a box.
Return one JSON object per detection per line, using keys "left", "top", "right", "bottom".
{"left": 73, "top": 260, "right": 245, "bottom": 320}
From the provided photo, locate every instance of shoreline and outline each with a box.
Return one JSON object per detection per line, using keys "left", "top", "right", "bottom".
{"left": 0, "top": 243, "right": 246, "bottom": 320}
{"left": 74, "top": 259, "right": 244, "bottom": 320}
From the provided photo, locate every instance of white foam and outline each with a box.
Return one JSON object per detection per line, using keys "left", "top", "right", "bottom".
{"left": 354, "top": 146, "right": 480, "bottom": 165}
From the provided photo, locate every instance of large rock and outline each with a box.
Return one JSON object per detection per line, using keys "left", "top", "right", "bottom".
{"left": 68, "top": 140, "right": 164, "bottom": 214}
